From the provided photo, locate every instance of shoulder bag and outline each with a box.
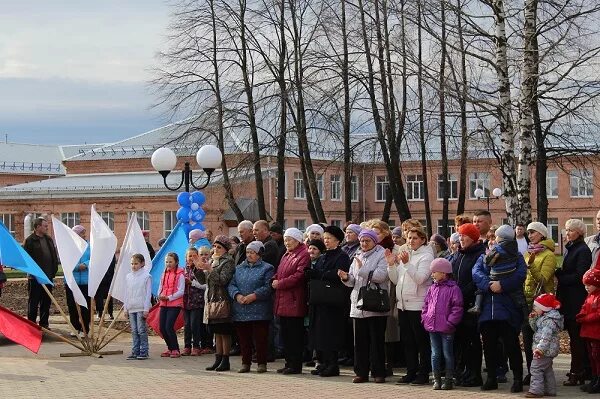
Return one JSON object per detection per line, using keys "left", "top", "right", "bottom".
{"left": 357, "top": 270, "right": 390, "bottom": 312}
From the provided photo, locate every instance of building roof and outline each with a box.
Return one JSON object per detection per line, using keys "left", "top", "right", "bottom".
{"left": 0, "top": 142, "right": 65, "bottom": 175}
{"left": 222, "top": 198, "right": 273, "bottom": 222}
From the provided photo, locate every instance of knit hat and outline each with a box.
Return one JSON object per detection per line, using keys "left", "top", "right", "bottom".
{"left": 246, "top": 240, "right": 264, "bottom": 255}
{"left": 72, "top": 225, "right": 85, "bottom": 235}
{"left": 495, "top": 225, "right": 515, "bottom": 242}
{"left": 324, "top": 225, "right": 345, "bottom": 242}
{"left": 430, "top": 234, "right": 448, "bottom": 250}
{"left": 189, "top": 229, "right": 206, "bottom": 241}
{"left": 430, "top": 258, "right": 452, "bottom": 274}
{"left": 458, "top": 223, "right": 480, "bottom": 242}
{"left": 214, "top": 235, "right": 232, "bottom": 250}
{"left": 358, "top": 229, "right": 379, "bottom": 244}
{"left": 450, "top": 232, "right": 460, "bottom": 244}
{"left": 142, "top": 230, "right": 150, "bottom": 238}
{"left": 284, "top": 227, "right": 304, "bottom": 243}
{"left": 269, "top": 223, "right": 283, "bottom": 235}
{"left": 308, "top": 239, "right": 326, "bottom": 253}
{"left": 583, "top": 268, "right": 600, "bottom": 287}
{"left": 533, "top": 293, "right": 561, "bottom": 312}
{"left": 391, "top": 226, "right": 403, "bottom": 237}
{"left": 306, "top": 224, "right": 324, "bottom": 235}
{"left": 346, "top": 224, "right": 362, "bottom": 236}
{"left": 158, "top": 237, "right": 167, "bottom": 247}
{"left": 527, "top": 222, "right": 549, "bottom": 239}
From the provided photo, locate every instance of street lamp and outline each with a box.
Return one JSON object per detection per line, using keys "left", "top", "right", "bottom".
{"left": 474, "top": 187, "right": 503, "bottom": 211}
{"left": 151, "top": 145, "right": 222, "bottom": 192}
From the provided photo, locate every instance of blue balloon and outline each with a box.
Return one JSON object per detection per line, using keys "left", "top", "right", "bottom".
{"left": 182, "top": 222, "right": 194, "bottom": 237}
{"left": 195, "top": 223, "right": 206, "bottom": 231}
{"left": 177, "top": 192, "right": 191, "bottom": 207}
{"left": 191, "top": 191, "right": 205, "bottom": 206}
{"left": 176, "top": 207, "right": 190, "bottom": 223}
{"left": 193, "top": 208, "right": 205, "bottom": 222}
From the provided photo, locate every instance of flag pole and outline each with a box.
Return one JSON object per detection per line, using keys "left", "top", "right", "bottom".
{"left": 89, "top": 298, "right": 96, "bottom": 347}
{"left": 97, "top": 324, "right": 129, "bottom": 351}
{"left": 95, "top": 245, "right": 126, "bottom": 349}
{"left": 41, "top": 327, "right": 86, "bottom": 352}
{"left": 74, "top": 303, "right": 91, "bottom": 353}
{"left": 41, "top": 284, "right": 86, "bottom": 349}
{"left": 95, "top": 305, "right": 125, "bottom": 349}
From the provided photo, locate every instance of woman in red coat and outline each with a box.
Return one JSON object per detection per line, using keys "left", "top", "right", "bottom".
{"left": 272, "top": 227, "right": 310, "bottom": 374}
{"left": 577, "top": 268, "right": 600, "bottom": 393}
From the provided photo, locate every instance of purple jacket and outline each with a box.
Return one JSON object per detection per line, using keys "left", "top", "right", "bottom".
{"left": 421, "top": 279, "right": 464, "bottom": 334}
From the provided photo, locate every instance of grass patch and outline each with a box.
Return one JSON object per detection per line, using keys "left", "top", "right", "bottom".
{"left": 3, "top": 265, "right": 64, "bottom": 279}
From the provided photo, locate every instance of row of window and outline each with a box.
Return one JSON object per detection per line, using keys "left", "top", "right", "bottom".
{"left": 277, "top": 173, "right": 359, "bottom": 201}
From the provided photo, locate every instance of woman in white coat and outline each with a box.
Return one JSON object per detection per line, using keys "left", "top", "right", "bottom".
{"left": 386, "top": 227, "right": 434, "bottom": 385}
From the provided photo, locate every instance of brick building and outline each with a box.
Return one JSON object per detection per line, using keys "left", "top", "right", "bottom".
{"left": 0, "top": 122, "right": 597, "bottom": 251}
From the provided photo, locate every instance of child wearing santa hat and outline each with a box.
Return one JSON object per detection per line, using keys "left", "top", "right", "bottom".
{"left": 525, "top": 293, "right": 564, "bottom": 398}
{"left": 576, "top": 268, "right": 600, "bottom": 393}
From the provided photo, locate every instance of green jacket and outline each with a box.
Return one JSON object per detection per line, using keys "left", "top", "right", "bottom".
{"left": 523, "top": 239, "right": 557, "bottom": 307}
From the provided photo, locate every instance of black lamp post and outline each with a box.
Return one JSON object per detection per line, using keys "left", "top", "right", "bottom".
{"left": 473, "top": 187, "right": 503, "bottom": 211}
{"left": 151, "top": 145, "right": 222, "bottom": 192}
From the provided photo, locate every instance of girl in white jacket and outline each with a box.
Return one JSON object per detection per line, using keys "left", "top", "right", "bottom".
{"left": 124, "top": 253, "right": 152, "bottom": 360}
{"left": 386, "top": 227, "right": 434, "bottom": 385}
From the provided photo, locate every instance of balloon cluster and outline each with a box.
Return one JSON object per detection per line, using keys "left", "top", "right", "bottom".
{"left": 176, "top": 191, "right": 206, "bottom": 236}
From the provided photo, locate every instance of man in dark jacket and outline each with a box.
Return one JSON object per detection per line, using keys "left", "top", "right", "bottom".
{"left": 270, "top": 223, "right": 286, "bottom": 265}
{"left": 451, "top": 223, "right": 486, "bottom": 387}
{"left": 234, "top": 220, "right": 255, "bottom": 266}
{"left": 23, "top": 217, "right": 59, "bottom": 329}
{"left": 253, "top": 220, "right": 281, "bottom": 270}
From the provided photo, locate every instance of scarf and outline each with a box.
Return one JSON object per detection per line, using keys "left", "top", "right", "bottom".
{"left": 527, "top": 242, "right": 546, "bottom": 255}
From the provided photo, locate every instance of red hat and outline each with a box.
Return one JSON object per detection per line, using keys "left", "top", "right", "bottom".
{"left": 583, "top": 268, "right": 600, "bottom": 287}
{"left": 458, "top": 223, "right": 480, "bottom": 242}
{"left": 533, "top": 293, "right": 561, "bottom": 312}
{"left": 142, "top": 230, "right": 150, "bottom": 237}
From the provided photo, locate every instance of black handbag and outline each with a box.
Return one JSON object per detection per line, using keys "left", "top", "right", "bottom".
{"left": 308, "top": 279, "right": 347, "bottom": 306}
{"left": 357, "top": 270, "right": 390, "bottom": 312}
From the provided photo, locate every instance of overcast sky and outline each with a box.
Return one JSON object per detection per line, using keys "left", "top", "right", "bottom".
{"left": 0, "top": 1, "right": 172, "bottom": 145}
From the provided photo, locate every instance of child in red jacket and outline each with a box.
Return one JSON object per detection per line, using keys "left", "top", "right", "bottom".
{"left": 576, "top": 268, "right": 600, "bottom": 393}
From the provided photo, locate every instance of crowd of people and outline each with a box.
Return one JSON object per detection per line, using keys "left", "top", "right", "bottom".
{"left": 20, "top": 211, "right": 600, "bottom": 396}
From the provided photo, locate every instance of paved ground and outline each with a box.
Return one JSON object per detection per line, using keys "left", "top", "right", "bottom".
{"left": 0, "top": 318, "right": 592, "bottom": 399}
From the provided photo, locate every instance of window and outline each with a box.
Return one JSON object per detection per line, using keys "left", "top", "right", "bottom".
{"left": 547, "top": 218, "right": 559, "bottom": 245}
{"left": 330, "top": 219, "right": 342, "bottom": 228}
{"left": 406, "top": 174, "right": 425, "bottom": 201}
{"left": 437, "top": 174, "right": 458, "bottom": 200}
{"left": 470, "top": 172, "right": 490, "bottom": 199}
{"left": 128, "top": 211, "right": 149, "bottom": 231}
{"left": 275, "top": 172, "right": 287, "bottom": 199}
{"left": 437, "top": 220, "right": 456, "bottom": 236}
{"left": 351, "top": 175, "right": 359, "bottom": 202}
{"left": 0, "top": 214, "right": 15, "bottom": 236}
{"left": 419, "top": 219, "right": 428, "bottom": 233}
{"left": 580, "top": 217, "right": 595, "bottom": 237}
{"left": 375, "top": 175, "right": 389, "bottom": 202}
{"left": 294, "top": 219, "right": 306, "bottom": 231}
{"left": 570, "top": 169, "right": 593, "bottom": 197}
{"left": 546, "top": 170, "right": 558, "bottom": 198}
{"left": 330, "top": 175, "right": 342, "bottom": 201}
{"left": 164, "top": 211, "right": 177, "bottom": 237}
{"left": 61, "top": 212, "right": 80, "bottom": 228}
{"left": 316, "top": 174, "right": 325, "bottom": 200}
{"left": 293, "top": 172, "right": 305, "bottom": 199}
{"left": 98, "top": 212, "right": 114, "bottom": 231}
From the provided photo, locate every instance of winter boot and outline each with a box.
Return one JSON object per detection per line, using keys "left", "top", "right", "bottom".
{"left": 481, "top": 376, "right": 498, "bottom": 391}
{"left": 511, "top": 373, "right": 524, "bottom": 393}
{"left": 442, "top": 370, "right": 454, "bottom": 390}
{"left": 206, "top": 354, "right": 223, "bottom": 371}
{"left": 582, "top": 376, "right": 599, "bottom": 392}
{"left": 433, "top": 372, "right": 443, "bottom": 390}
{"left": 467, "top": 294, "right": 483, "bottom": 314}
{"left": 215, "top": 355, "right": 230, "bottom": 371}
{"left": 588, "top": 376, "right": 600, "bottom": 394}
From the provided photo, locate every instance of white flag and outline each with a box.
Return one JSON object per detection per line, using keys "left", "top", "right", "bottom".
{"left": 88, "top": 204, "right": 118, "bottom": 298}
{"left": 51, "top": 216, "right": 88, "bottom": 308}
{"left": 110, "top": 213, "right": 151, "bottom": 303}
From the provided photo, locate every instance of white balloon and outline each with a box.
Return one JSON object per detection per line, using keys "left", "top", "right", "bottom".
{"left": 190, "top": 203, "right": 199, "bottom": 211}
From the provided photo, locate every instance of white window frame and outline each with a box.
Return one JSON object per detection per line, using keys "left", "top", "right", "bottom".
{"left": 61, "top": 212, "right": 80, "bottom": 228}
{"left": 0, "top": 214, "right": 15, "bottom": 236}
{"left": 128, "top": 211, "right": 150, "bottom": 231}
{"left": 293, "top": 172, "right": 306, "bottom": 199}
{"left": 294, "top": 219, "right": 306, "bottom": 231}
{"left": 98, "top": 211, "right": 115, "bottom": 232}
{"left": 351, "top": 175, "right": 359, "bottom": 202}
{"left": 330, "top": 219, "right": 342, "bottom": 228}
{"left": 547, "top": 218, "right": 559, "bottom": 245}
{"left": 164, "top": 211, "right": 177, "bottom": 237}
{"left": 437, "top": 174, "right": 458, "bottom": 200}
{"left": 437, "top": 220, "right": 456, "bottom": 235}
{"left": 406, "top": 174, "right": 425, "bottom": 201}
{"left": 469, "top": 172, "right": 490, "bottom": 199}
{"left": 570, "top": 169, "right": 593, "bottom": 198}
{"left": 275, "top": 172, "right": 288, "bottom": 199}
{"left": 375, "top": 175, "right": 389, "bottom": 202}
{"left": 330, "top": 175, "right": 342, "bottom": 201}
{"left": 546, "top": 170, "right": 558, "bottom": 198}
{"left": 317, "top": 174, "right": 325, "bottom": 200}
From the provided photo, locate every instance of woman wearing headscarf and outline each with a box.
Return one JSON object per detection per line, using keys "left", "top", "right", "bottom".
{"left": 306, "top": 226, "right": 351, "bottom": 377}
{"left": 338, "top": 229, "right": 390, "bottom": 384}
{"left": 273, "top": 228, "right": 310, "bottom": 374}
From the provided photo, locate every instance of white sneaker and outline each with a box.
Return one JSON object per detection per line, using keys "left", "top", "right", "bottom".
{"left": 69, "top": 331, "right": 77, "bottom": 337}
{"left": 78, "top": 331, "right": 86, "bottom": 338}
{"left": 95, "top": 315, "right": 100, "bottom": 321}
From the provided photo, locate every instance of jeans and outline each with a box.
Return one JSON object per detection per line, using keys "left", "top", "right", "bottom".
{"left": 430, "top": 332, "right": 455, "bottom": 374}
{"left": 129, "top": 312, "right": 149, "bottom": 356}
{"left": 159, "top": 306, "right": 180, "bottom": 351}
{"left": 183, "top": 308, "right": 202, "bottom": 349}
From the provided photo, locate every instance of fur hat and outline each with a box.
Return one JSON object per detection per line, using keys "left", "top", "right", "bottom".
{"left": 458, "top": 223, "right": 480, "bottom": 242}
{"left": 214, "top": 235, "right": 232, "bottom": 251}
{"left": 306, "top": 224, "right": 324, "bottom": 235}
{"left": 324, "top": 225, "right": 345, "bottom": 242}
{"left": 430, "top": 258, "right": 453, "bottom": 274}
{"left": 430, "top": 234, "right": 448, "bottom": 250}
{"left": 533, "top": 293, "right": 561, "bottom": 312}
{"left": 495, "top": 225, "right": 515, "bottom": 242}
{"left": 583, "top": 268, "right": 600, "bottom": 287}
{"left": 246, "top": 240, "right": 264, "bottom": 255}
{"left": 358, "top": 229, "right": 379, "bottom": 244}
{"left": 308, "top": 239, "right": 326, "bottom": 253}
{"left": 527, "top": 222, "right": 549, "bottom": 239}
{"left": 284, "top": 228, "right": 304, "bottom": 243}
